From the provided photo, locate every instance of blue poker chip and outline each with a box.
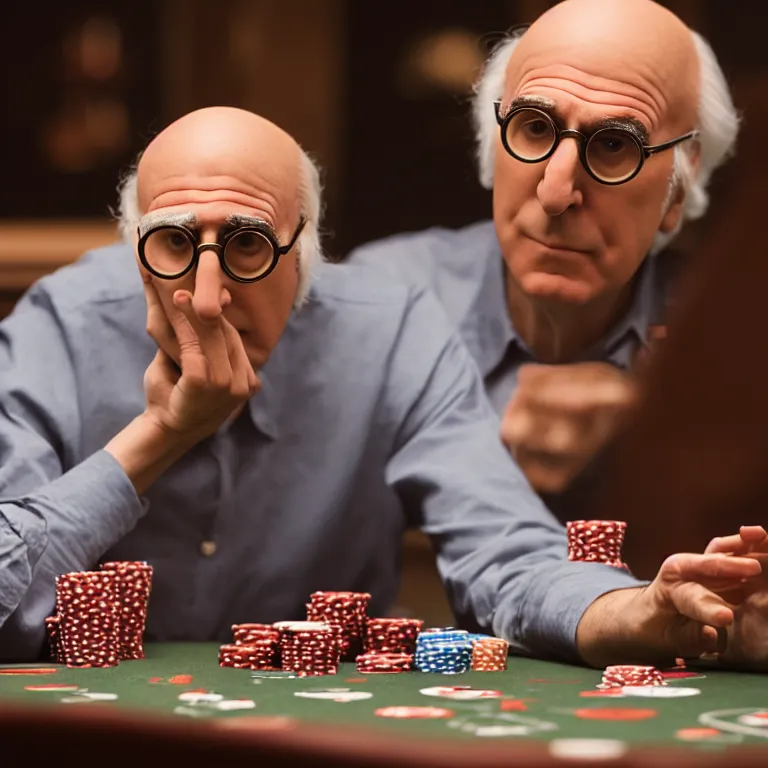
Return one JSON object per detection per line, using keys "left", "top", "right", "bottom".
{"left": 414, "top": 633, "right": 473, "bottom": 673}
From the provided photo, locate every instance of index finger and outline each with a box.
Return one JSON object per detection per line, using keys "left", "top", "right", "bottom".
{"left": 705, "top": 526, "right": 768, "bottom": 555}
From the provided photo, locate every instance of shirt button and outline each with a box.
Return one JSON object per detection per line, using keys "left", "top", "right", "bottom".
{"left": 200, "top": 540, "right": 217, "bottom": 557}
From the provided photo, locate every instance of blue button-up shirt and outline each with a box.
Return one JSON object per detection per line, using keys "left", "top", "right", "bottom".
{"left": 0, "top": 243, "right": 638, "bottom": 661}
{"left": 349, "top": 221, "right": 673, "bottom": 520}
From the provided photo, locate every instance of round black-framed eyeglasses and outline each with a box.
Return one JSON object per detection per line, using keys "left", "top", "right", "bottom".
{"left": 494, "top": 102, "right": 699, "bottom": 186}
{"left": 137, "top": 217, "right": 306, "bottom": 284}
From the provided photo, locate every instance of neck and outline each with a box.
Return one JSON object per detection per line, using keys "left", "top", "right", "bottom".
{"left": 505, "top": 272, "right": 635, "bottom": 364}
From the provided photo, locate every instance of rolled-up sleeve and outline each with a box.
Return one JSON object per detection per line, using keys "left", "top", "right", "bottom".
{"left": 384, "top": 288, "right": 641, "bottom": 662}
{"left": 0, "top": 284, "right": 146, "bottom": 658}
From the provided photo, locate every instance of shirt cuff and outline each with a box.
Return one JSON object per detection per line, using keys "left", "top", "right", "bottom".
{"left": 28, "top": 450, "right": 148, "bottom": 557}
{"left": 501, "top": 561, "right": 646, "bottom": 663}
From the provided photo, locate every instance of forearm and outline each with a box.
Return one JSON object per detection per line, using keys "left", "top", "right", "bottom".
{"left": 0, "top": 451, "right": 147, "bottom": 632}
{"left": 105, "top": 413, "right": 199, "bottom": 495}
{"left": 575, "top": 585, "right": 663, "bottom": 667}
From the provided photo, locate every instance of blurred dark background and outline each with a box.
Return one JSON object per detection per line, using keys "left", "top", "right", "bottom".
{"left": 1, "top": 0, "right": 766, "bottom": 623}
{"left": 5, "top": 1, "right": 765, "bottom": 261}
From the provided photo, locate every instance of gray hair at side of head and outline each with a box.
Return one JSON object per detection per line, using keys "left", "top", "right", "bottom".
{"left": 471, "top": 27, "right": 741, "bottom": 255}
{"left": 115, "top": 148, "right": 325, "bottom": 308}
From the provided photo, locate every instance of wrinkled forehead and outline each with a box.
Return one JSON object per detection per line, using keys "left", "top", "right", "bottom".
{"left": 503, "top": 32, "right": 698, "bottom": 133}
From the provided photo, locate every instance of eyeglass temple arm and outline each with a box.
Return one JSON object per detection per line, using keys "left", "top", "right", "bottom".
{"left": 644, "top": 131, "right": 699, "bottom": 156}
{"left": 279, "top": 217, "right": 307, "bottom": 255}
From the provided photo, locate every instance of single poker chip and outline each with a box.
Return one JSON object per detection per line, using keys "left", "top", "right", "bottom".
{"left": 375, "top": 706, "right": 454, "bottom": 719}
{"left": 24, "top": 684, "right": 81, "bottom": 692}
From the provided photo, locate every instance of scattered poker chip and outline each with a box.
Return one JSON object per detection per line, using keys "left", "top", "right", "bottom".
{"left": 566, "top": 520, "right": 627, "bottom": 568}
{"left": 294, "top": 690, "right": 373, "bottom": 702}
{"left": 374, "top": 706, "right": 454, "bottom": 719}
{"left": 738, "top": 712, "right": 768, "bottom": 727}
{"left": 598, "top": 665, "right": 666, "bottom": 690}
{"left": 621, "top": 685, "right": 701, "bottom": 698}
{"left": 0, "top": 668, "right": 58, "bottom": 676}
{"left": 178, "top": 692, "right": 224, "bottom": 703}
{"left": 419, "top": 686, "right": 502, "bottom": 700}
{"left": 75, "top": 692, "right": 119, "bottom": 701}
{"left": 549, "top": 738, "right": 629, "bottom": 759}
{"left": 210, "top": 699, "right": 257, "bottom": 711}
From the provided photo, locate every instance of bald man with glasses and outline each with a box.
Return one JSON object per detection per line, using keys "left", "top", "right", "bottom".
{"left": 349, "top": 0, "right": 737, "bottom": 519}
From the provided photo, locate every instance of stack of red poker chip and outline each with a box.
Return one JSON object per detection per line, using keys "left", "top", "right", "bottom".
{"left": 99, "top": 561, "right": 153, "bottom": 660}
{"left": 364, "top": 617, "right": 424, "bottom": 654}
{"left": 355, "top": 652, "right": 413, "bottom": 674}
{"left": 45, "top": 616, "right": 63, "bottom": 664}
{"left": 218, "top": 643, "right": 276, "bottom": 669}
{"left": 278, "top": 621, "right": 341, "bottom": 677}
{"left": 306, "top": 591, "right": 371, "bottom": 659}
{"left": 232, "top": 623, "right": 280, "bottom": 646}
{"left": 471, "top": 637, "right": 509, "bottom": 671}
{"left": 229, "top": 623, "right": 281, "bottom": 668}
{"left": 566, "top": 520, "right": 627, "bottom": 567}
{"left": 55, "top": 571, "right": 120, "bottom": 668}
{"left": 598, "top": 665, "right": 666, "bottom": 689}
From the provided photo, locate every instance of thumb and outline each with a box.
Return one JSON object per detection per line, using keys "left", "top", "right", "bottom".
{"left": 674, "top": 622, "right": 721, "bottom": 659}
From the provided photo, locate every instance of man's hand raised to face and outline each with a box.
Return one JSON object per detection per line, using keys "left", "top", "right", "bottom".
{"left": 105, "top": 274, "right": 259, "bottom": 494}
{"left": 141, "top": 275, "right": 259, "bottom": 442}
{"left": 500, "top": 362, "right": 637, "bottom": 494}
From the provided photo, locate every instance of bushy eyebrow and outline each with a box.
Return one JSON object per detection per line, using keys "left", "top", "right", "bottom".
{"left": 137, "top": 212, "right": 278, "bottom": 241}
{"left": 505, "top": 95, "right": 650, "bottom": 143}
{"left": 221, "top": 214, "right": 277, "bottom": 239}
{"left": 137, "top": 211, "right": 197, "bottom": 237}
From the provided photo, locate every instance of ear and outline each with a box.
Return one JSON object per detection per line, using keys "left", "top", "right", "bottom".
{"left": 659, "top": 141, "right": 702, "bottom": 233}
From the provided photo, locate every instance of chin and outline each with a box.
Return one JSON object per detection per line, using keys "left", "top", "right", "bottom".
{"left": 520, "top": 272, "right": 598, "bottom": 305}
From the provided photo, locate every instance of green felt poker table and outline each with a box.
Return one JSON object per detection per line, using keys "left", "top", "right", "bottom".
{"left": 0, "top": 642, "right": 767, "bottom": 767}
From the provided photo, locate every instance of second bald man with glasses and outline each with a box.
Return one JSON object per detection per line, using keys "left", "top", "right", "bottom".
{"left": 349, "top": 0, "right": 739, "bottom": 519}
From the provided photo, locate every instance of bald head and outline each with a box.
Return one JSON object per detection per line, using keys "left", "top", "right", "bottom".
{"left": 505, "top": 0, "right": 699, "bottom": 134}
{"left": 137, "top": 107, "right": 303, "bottom": 224}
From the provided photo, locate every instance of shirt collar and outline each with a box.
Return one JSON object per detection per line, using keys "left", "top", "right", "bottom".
{"left": 461, "top": 236, "right": 662, "bottom": 374}
{"left": 597, "top": 254, "right": 660, "bottom": 361}
{"left": 459, "top": 239, "right": 517, "bottom": 377}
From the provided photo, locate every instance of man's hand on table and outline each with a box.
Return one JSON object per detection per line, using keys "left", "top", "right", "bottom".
{"left": 500, "top": 362, "right": 636, "bottom": 494}
{"left": 575, "top": 550, "right": 762, "bottom": 668}
{"left": 702, "top": 525, "right": 768, "bottom": 670}
{"left": 105, "top": 275, "right": 259, "bottom": 493}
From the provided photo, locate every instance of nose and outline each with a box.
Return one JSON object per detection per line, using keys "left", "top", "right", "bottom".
{"left": 191, "top": 248, "right": 231, "bottom": 322}
{"left": 537, "top": 138, "right": 584, "bottom": 216}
